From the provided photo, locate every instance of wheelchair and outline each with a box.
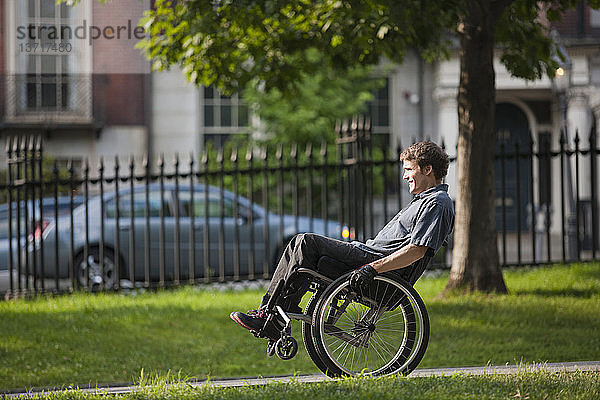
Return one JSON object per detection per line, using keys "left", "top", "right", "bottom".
{"left": 254, "top": 250, "right": 434, "bottom": 378}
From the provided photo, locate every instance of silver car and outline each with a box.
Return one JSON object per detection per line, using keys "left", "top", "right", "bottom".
{"left": 32, "top": 184, "right": 342, "bottom": 288}
{"left": 1, "top": 196, "right": 83, "bottom": 271}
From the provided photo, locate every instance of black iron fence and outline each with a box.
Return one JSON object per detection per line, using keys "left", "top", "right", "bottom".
{"left": 1, "top": 119, "right": 599, "bottom": 298}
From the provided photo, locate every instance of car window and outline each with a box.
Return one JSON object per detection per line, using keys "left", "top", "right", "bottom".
{"left": 178, "top": 192, "right": 239, "bottom": 218}
{"left": 41, "top": 199, "right": 83, "bottom": 217}
{"left": 0, "top": 209, "right": 28, "bottom": 239}
{"left": 0, "top": 219, "right": 10, "bottom": 239}
{"left": 105, "top": 191, "right": 172, "bottom": 218}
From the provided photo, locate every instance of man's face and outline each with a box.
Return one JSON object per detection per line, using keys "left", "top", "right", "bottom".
{"left": 402, "top": 160, "right": 433, "bottom": 194}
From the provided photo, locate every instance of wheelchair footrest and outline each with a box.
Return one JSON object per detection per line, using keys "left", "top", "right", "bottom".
{"left": 287, "top": 312, "right": 311, "bottom": 324}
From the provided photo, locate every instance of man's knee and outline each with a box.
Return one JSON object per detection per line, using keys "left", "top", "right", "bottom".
{"left": 289, "top": 233, "right": 313, "bottom": 252}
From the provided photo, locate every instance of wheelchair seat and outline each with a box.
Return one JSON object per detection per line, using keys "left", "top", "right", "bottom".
{"left": 315, "top": 246, "right": 436, "bottom": 286}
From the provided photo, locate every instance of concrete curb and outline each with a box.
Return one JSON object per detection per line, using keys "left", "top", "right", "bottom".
{"left": 3, "top": 361, "right": 599, "bottom": 398}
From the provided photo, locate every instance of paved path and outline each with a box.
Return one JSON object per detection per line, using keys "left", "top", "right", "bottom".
{"left": 3, "top": 361, "right": 599, "bottom": 398}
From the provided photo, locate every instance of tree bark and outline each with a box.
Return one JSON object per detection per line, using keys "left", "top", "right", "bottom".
{"left": 444, "top": 0, "right": 508, "bottom": 293}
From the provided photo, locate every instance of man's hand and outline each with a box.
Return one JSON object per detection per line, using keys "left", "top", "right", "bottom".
{"left": 349, "top": 264, "right": 378, "bottom": 292}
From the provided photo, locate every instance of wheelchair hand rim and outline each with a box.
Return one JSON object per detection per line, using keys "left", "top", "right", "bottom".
{"left": 315, "top": 275, "right": 427, "bottom": 376}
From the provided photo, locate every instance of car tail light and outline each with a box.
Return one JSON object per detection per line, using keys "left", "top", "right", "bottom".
{"left": 28, "top": 219, "right": 51, "bottom": 242}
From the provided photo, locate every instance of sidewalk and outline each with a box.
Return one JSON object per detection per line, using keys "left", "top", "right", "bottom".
{"left": 3, "top": 361, "right": 599, "bottom": 398}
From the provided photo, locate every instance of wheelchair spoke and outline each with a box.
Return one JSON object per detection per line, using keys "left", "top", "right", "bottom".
{"left": 316, "top": 276, "right": 428, "bottom": 377}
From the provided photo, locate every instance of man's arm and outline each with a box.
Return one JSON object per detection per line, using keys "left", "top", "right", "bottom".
{"left": 369, "top": 244, "right": 428, "bottom": 273}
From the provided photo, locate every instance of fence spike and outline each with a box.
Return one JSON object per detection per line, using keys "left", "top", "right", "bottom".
{"left": 364, "top": 115, "right": 371, "bottom": 132}
{"left": 290, "top": 143, "right": 297, "bottom": 159}
{"left": 97, "top": 156, "right": 104, "bottom": 172}
{"left": 320, "top": 140, "right": 327, "bottom": 158}
{"left": 351, "top": 115, "right": 358, "bottom": 132}
{"left": 231, "top": 146, "right": 238, "bottom": 163}
{"left": 574, "top": 129, "right": 580, "bottom": 144}
{"left": 20, "top": 136, "right": 28, "bottom": 154}
{"left": 35, "top": 135, "right": 42, "bottom": 152}
{"left": 245, "top": 145, "right": 253, "bottom": 162}
{"left": 129, "top": 155, "right": 135, "bottom": 170}
{"left": 276, "top": 143, "right": 283, "bottom": 159}
{"left": 18, "top": 136, "right": 25, "bottom": 153}
{"left": 306, "top": 142, "right": 313, "bottom": 159}
{"left": 175, "top": 153, "right": 180, "bottom": 168}
{"left": 188, "top": 152, "right": 195, "bottom": 178}
{"left": 158, "top": 153, "right": 164, "bottom": 168}
{"left": 335, "top": 119, "right": 342, "bottom": 135}
{"left": 217, "top": 147, "right": 224, "bottom": 164}
{"left": 201, "top": 149, "right": 209, "bottom": 165}
{"left": 559, "top": 128, "right": 567, "bottom": 146}
{"left": 341, "top": 119, "right": 349, "bottom": 136}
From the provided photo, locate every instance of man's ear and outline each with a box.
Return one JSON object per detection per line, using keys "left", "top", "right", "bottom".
{"left": 424, "top": 165, "right": 433, "bottom": 176}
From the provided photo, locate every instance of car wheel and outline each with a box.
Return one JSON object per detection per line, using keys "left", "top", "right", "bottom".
{"left": 76, "top": 247, "right": 116, "bottom": 290}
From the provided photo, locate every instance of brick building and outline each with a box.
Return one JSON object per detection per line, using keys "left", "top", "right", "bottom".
{"left": 0, "top": 0, "right": 151, "bottom": 169}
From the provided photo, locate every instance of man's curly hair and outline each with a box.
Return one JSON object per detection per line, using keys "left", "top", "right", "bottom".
{"left": 399, "top": 141, "right": 449, "bottom": 179}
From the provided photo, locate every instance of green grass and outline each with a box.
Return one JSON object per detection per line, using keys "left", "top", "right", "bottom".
{"left": 11, "top": 372, "right": 600, "bottom": 400}
{"left": 1, "top": 263, "right": 599, "bottom": 391}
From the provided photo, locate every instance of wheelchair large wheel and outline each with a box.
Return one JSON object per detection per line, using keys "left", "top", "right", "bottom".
{"left": 301, "top": 291, "right": 329, "bottom": 373}
{"left": 311, "top": 273, "right": 429, "bottom": 377}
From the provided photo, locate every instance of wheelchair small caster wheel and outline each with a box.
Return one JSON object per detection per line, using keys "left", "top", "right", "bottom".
{"left": 266, "top": 340, "right": 277, "bottom": 357}
{"left": 275, "top": 337, "right": 298, "bottom": 360}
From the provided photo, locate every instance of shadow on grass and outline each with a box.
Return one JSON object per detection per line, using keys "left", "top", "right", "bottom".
{"left": 510, "top": 288, "right": 599, "bottom": 298}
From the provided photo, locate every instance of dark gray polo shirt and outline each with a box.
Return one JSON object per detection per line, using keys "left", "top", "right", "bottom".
{"left": 362, "top": 184, "right": 454, "bottom": 256}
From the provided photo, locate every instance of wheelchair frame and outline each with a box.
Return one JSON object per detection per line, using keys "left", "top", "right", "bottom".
{"left": 255, "top": 253, "right": 433, "bottom": 377}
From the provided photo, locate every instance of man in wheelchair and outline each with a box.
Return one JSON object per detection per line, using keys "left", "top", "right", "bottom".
{"left": 231, "top": 141, "right": 454, "bottom": 343}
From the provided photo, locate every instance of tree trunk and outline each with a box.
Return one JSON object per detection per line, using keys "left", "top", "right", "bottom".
{"left": 444, "top": 0, "right": 508, "bottom": 293}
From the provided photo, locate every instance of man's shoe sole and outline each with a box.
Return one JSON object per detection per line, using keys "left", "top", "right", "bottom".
{"left": 230, "top": 312, "right": 280, "bottom": 341}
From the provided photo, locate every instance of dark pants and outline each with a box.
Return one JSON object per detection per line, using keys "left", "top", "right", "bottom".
{"left": 264, "top": 233, "right": 382, "bottom": 311}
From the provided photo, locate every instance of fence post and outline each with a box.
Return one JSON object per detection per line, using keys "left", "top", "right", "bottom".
{"left": 590, "top": 126, "right": 598, "bottom": 259}
{"left": 174, "top": 153, "right": 180, "bottom": 285}
{"left": 231, "top": 147, "right": 240, "bottom": 281}
{"left": 188, "top": 152, "right": 195, "bottom": 284}
{"left": 245, "top": 147, "right": 255, "bottom": 281}
{"left": 158, "top": 154, "right": 165, "bottom": 287}
{"left": 114, "top": 156, "right": 121, "bottom": 290}
{"left": 6, "top": 137, "right": 14, "bottom": 296}
{"left": 128, "top": 156, "right": 136, "bottom": 285}
{"left": 560, "top": 131, "right": 567, "bottom": 263}
{"left": 320, "top": 141, "right": 328, "bottom": 237}
{"left": 261, "top": 147, "right": 270, "bottom": 279}
{"left": 574, "top": 131, "right": 581, "bottom": 260}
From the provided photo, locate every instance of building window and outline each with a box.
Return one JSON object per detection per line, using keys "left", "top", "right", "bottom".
{"left": 368, "top": 78, "right": 390, "bottom": 149}
{"left": 19, "top": 1, "right": 73, "bottom": 111}
{"left": 202, "top": 86, "right": 249, "bottom": 147}
{"left": 591, "top": 8, "right": 600, "bottom": 28}
{"left": 6, "top": 0, "right": 91, "bottom": 122}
